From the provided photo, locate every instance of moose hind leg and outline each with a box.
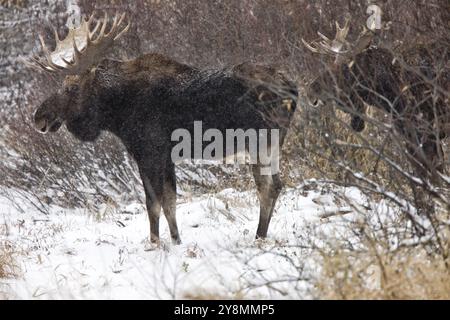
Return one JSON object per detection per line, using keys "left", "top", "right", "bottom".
{"left": 252, "top": 164, "right": 283, "bottom": 239}
{"left": 162, "top": 165, "right": 182, "bottom": 245}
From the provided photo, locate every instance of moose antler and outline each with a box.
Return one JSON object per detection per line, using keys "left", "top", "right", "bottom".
{"left": 302, "top": 18, "right": 374, "bottom": 64}
{"left": 22, "top": 12, "right": 130, "bottom": 75}
{"left": 302, "top": 18, "right": 351, "bottom": 55}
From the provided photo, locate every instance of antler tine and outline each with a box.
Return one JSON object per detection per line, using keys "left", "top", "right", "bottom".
{"left": 52, "top": 26, "right": 60, "bottom": 43}
{"left": 81, "top": 12, "right": 96, "bottom": 40}
{"left": 114, "top": 16, "right": 130, "bottom": 40}
{"left": 89, "top": 19, "right": 101, "bottom": 39}
{"left": 72, "top": 35, "right": 83, "bottom": 62}
{"left": 317, "top": 31, "right": 332, "bottom": 44}
{"left": 95, "top": 11, "right": 109, "bottom": 42}
{"left": 61, "top": 56, "right": 74, "bottom": 67}
{"left": 29, "top": 56, "right": 53, "bottom": 71}
{"left": 116, "top": 12, "right": 126, "bottom": 28}
{"left": 106, "top": 12, "right": 120, "bottom": 37}
{"left": 86, "top": 12, "right": 95, "bottom": 25}
{"left": 20, "top": 55, "right": 54, "bottom": 72}
{"left": 335, "top": 17, "right": 350, "bottom": 42}
{"left": 38, "top": 34, "right": 52, "bottom": 57}
{"left": 302, "top": 38, "right": 335, "bottom": 55}
{"left": 317, "top": 32, "right": 335, "bottom": 52}
{"left": 301, "top": 38, "right": 320, "bottom": 53}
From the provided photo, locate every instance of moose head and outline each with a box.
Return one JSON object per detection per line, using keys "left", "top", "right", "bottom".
{"left": 302, "top": 18, "right": 376, "bottom": 132}
{"left": 24, "top": 12, "right": 130, "bottom": 141}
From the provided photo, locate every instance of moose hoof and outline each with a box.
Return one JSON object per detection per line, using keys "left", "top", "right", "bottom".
{"left": 172, "top": 237, "right": 182, "bottom": 245}
{"left": 254, "top": 236, "right": 268, "bottom": 248}
{"left": 255, "top": 231, "right": 268, "bottom": 240}
{"left": 144, "top": 241, "right": 160, "bottom": 251}
{"left": 144, "top": 237, "right": 161, "bottom": 251}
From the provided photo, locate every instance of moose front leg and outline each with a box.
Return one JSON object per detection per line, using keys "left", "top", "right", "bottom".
{"left": 252, "top": 164, "right": 283, "bottom": 239}
{"left": 140, "top": 168, "right": 164, "bottom": 244}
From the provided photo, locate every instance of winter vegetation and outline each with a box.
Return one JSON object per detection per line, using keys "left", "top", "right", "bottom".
{"left": 0, "top": 0, "right": 449, "bottom": 299}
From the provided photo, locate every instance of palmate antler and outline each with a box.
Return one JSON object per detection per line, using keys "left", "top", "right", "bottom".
{"left": 302, "top": 18, "right": 351, "bottom": 55}
{"left": 302, "top": 18, "right": 374, "bottom": 65}
{"left": 23, "top": 12, "right": 130, "bottom": 75}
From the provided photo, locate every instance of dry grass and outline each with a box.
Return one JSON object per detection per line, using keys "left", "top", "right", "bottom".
{"left": 0, "top": 223, "right": 20, "bottom": 283}
{"left": 0, "top": 241, "right": 19, "bottom": 280}
{"left": 315, "top": 243, "right": 450, "bottom": 299}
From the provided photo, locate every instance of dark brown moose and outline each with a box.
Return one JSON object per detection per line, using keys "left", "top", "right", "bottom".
{"left": 24, "top": 13, "right": 297, "bottom": 245}
{"left": 302, "top": 18, "right": 449, "bottom": 184}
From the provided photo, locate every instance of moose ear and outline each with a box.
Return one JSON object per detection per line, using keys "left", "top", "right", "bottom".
{"left": 92, "top": 59, "right": 123, "bottom": 79}
{"left": 92, "top": 61, "right": 107, "bottom": 74}
{"left": 91, "top": 62, "right": 109, "bottom": 76}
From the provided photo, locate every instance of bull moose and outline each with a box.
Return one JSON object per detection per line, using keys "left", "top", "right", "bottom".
{"left": 302, "top": 18, "right": 449, "bottom": 183}
{"left": 24, "top": 13, "right": 297, "bottom": 245}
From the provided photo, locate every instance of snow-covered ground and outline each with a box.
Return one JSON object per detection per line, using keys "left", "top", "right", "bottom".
{"left": 0, "top": 182, "right": 373, "bottom": 299}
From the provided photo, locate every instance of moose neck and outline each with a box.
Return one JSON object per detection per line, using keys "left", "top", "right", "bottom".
{"left": 95, "top": 80, "right": 141, "bottom": 132}
{"left": 90, "top": 75, "right": 168, "bottom": 160}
